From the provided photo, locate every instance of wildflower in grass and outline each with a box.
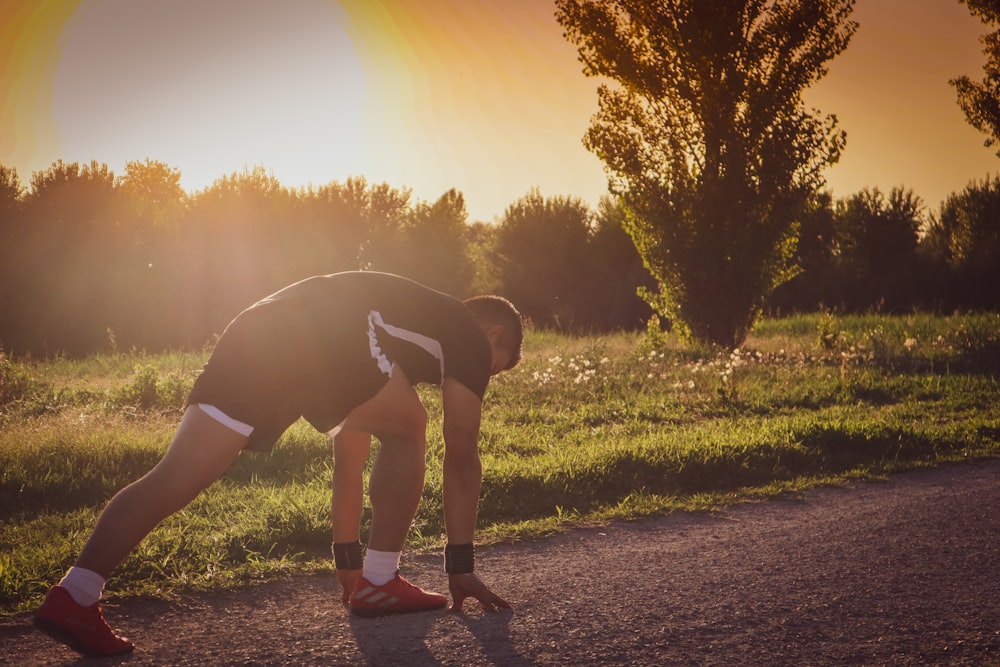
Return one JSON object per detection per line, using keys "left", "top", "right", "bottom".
{"left": 904, "top": 337, "right": 917, "bottom": 351}
{"left": 533, "top": 369, "right": 555, "bottom": 386}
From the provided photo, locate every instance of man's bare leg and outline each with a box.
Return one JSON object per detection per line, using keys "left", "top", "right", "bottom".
{"left": 340, "top": 367, "right": 428, "bottom": 554}
{"left": 366, "top": 432, "right": 426, "bottom": 552}
{"left": 35, "top": 405, "right": 249, "bottom": 656}
{"left": 76, "top": 405, "right": 249, "bottom": 578}
{"left": 337, "top": 367, "right": 446, "bottom": 615}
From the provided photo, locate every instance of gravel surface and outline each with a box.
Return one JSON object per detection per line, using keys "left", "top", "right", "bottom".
{"left": 3, "top": 459, "right": 999, "bottom": 666}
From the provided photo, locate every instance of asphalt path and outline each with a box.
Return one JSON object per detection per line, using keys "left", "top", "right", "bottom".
{"left": 3, "top": 458, "right": 999, "bottom": 666}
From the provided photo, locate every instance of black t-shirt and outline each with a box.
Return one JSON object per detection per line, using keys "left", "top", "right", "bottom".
{"left": 188, "top": 271, "right": 492, "bottom": 451}
{"left": 264, "top": 271, "right": 492, "bottom": 399}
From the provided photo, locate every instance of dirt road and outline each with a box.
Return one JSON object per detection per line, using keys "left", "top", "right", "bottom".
{"left": 4, "top": 459, "right": 999, "bottom": 666}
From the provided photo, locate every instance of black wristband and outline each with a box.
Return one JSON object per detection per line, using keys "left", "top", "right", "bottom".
{"left": 444, "top": 543, "right": 475, "bottom": 574}
{"left": 332, "top": 541, "right": 363, "bottom": 570}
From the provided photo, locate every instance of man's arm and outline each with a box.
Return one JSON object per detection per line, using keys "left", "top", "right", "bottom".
{"left": 332, "top": 428, "right": 373, "bottom": 543}
{"left": 441, "top": 378, "right": 484, "bottom": 543}
{"left": 441, "top": 378, "right": 511, "bottom": 612}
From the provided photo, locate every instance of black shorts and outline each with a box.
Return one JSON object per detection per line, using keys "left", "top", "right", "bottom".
{"left": 186, "top": 295, "right": 391, "bottom": 452}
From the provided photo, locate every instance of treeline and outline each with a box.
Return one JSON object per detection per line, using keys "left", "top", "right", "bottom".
{"left": 0, "top": 159, "right": 998, "bottom": 357}
{"left": 770, "top": 185, "right": 1000, "bottom": 316}
{"left": 0, "top": 160, "right": 649, "bottom": 356}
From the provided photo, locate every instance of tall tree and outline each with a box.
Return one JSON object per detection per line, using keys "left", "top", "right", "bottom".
{"left": 355, "top": 181, "right": 412, "bottom": 273}
{"left": 181, "top": 165, "right": 295, "bottom": 338}
{"left": 0, "top": 164, "right": 22, "bottom": 215}
{"left": 556, "top": 0, "right": 856, "bottom": 347}
{"left": 15, "top": 161, "right": 119, "bottom": 354}
{"left": 0, "top": 164, "right": 23, "bottom": 258}
{"left": 494, "top": 189, "right": 593, "bottom": 330}
{"left": 589, "top": 195, "right": 654, "bottom": 330}
{"left": 0, "top": 165, "right": 25, "bottom": 345}
{"left": 116, "top": 159, "right": 186, "bottom": 231}
{"left": 110, "top": 160, "right": 188, "bottom": 349}
{"left": 300, "top": 178, "right": 372, "bottom": 273}
{"left": 952, "top": 0, "right": 1000, "bottom": 154}
{"left": 398, "top": 189, "right": 475, "bottom": 296}
{"left": 831, "top": 187, "right": 923, "bottom": 310}
{"left": 922, "top": 175, "right": 1000, "bottom": 308}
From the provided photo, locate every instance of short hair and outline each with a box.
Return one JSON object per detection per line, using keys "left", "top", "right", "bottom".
{"left": 463, "top": 295, "right": 524, "bottom": 370}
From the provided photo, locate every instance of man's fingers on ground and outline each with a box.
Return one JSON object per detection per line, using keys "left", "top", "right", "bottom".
{"left": 481, "top": 594, "right": 512, "bottom": 613}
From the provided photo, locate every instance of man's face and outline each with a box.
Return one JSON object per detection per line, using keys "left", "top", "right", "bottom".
{"left": 486, "top": 325, "right": 512, "bottom": 375}
{"left": 490, "top": 343, "right": 513, "bottom": 376}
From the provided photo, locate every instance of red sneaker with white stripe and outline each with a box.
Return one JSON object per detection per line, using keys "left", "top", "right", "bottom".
{"left": 349, "top": 572, "right": 447, "bottom": 617}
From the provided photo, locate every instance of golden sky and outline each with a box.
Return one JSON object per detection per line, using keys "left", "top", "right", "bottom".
{"left": 1, "top": 0, "right": 997, "bottom": 221}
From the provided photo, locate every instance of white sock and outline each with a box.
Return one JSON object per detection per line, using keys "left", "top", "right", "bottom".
{"left": 58, "top": 567, "right": 105, "bottom": 607}
{"left": 362, "top": 549, "right": 400, "bottom": 586}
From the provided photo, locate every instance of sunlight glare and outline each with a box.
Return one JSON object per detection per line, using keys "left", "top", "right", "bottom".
{"left": 51, "top": 0, "right": 366, "bottom": 192}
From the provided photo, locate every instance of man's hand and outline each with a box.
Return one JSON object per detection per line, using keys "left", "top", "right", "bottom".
{"left": 337, "top": 568, "right": 362, "bottom": 605}
{"left": 448, "top": 573, "right": 512, "bottom": 613}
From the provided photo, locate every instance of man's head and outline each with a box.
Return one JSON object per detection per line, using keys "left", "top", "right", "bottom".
{"left": 463, "top": 295, "right": 524, "bottom": 374}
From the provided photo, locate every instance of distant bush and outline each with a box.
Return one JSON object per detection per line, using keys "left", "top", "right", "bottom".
{"left": 108, "top": 364, "right": 192, "bottom": 413}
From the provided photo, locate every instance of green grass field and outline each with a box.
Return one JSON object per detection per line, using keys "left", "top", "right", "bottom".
{"left": 2, "top": 312, "right": 999, "bottom": 615}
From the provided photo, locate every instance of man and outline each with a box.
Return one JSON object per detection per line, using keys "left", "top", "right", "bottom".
{"left": 34, "top": 271, "right": 523, "bottom": 657}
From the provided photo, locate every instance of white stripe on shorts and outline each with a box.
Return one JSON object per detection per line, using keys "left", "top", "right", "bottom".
{"left": 327, "top": 420, "right": 347, "bottom": 438}
{"left": 197, "top": 403, "right": 254, "bottom": 437}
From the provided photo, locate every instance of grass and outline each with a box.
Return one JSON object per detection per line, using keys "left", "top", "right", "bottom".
{"left": 2, "top": 311, "right": 999, "bottom": 615}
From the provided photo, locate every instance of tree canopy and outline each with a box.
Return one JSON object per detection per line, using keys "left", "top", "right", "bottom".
{"left": 556, "top": 0, "right": 857, "bottom": 348}
{"left": 0, "top": 155, "right": 997, "bottom": 357}
{"left": 952, "top": 0, "right": 1000, "bottom": 154}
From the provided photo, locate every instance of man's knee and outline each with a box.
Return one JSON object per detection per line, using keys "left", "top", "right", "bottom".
{"left": 374, "top": 424, "right": 428, "bottom": 465}
{"left": 348, "top": 394, "right": 428, "bottom": 441}
{"left": 390, "top": 406, "right": 428, "bottom": 443}
{"left": 343, "top": 366, "right": 428, "bottom": 439}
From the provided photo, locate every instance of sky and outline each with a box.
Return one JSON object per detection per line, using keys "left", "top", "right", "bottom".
{"left": 2, "top": 0, "right": 998, "bottom": 223}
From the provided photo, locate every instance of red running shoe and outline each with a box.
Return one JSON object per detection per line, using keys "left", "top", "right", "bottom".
{"left": 350, "top": 572, "right": 447, "bottom": 617}
{"left": 34, "top": 586, "right": 134, "bottom": 656}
